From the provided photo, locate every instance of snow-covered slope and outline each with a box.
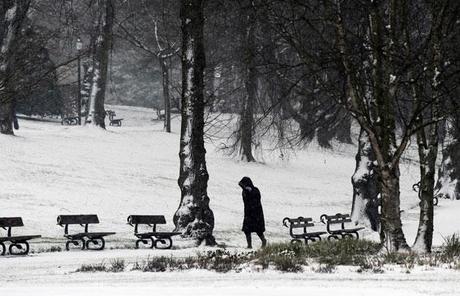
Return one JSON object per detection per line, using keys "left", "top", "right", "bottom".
{"left": 0, "top": 105, "right": 458, "bottom": 249}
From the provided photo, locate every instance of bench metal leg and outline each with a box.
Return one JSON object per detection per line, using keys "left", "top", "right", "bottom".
{"left": 66, "top": 239, "right": 85, "bottom": 251}
{"left": 354, "top": 232, "right": 360, "bottom": 240}
{"left": 135, "top": 238, "right": 154, "bottom": 249}
{"left": 327, "top": 235, "right": 340, "bottom": 241}
{"left": 154, "top": 237, "right": 172, "bottom": 249}
{"left": 86, "top": 237, "right": 105, "bottom": 250}
{"left": 9, "top": 241, "right": 30, "bottom": 255}
{"left": 0, "top": 242, "right": 5, "bottom": 255}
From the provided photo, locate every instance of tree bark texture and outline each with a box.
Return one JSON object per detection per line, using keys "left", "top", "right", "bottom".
{"left": 174, "top": 0, "right": 215, "bottom": 246}
{"left": 413, "top": 123, "right": 438, "bottom": 252}
{"left": 88, "top": 0, "right": 114, "bottom": 128}
{"left": 239, "top": 1, "right": 257, "bottom": 162}
{"left": 160, "top": 57, "right": 171, "bottom": 133}
{"left": 351, "top": 129, "right": 380, "bottom": 232}
{"left": 0, "top": 0, "right": 30, "bottom": 135}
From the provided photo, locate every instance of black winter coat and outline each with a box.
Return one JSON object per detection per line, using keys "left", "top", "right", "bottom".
{"left": 239, "top": 177, "right": 265, "bottom": 233}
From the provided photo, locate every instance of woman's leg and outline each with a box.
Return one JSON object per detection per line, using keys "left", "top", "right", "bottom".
{"left": 245, "top": 232, "right": 252, "bottom": 248}
{"left": 257, "top": 232, "right": 267, "bottom": 247}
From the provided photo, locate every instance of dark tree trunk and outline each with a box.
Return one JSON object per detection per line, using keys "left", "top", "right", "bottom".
{"left": 379, "top": 165, "right": 409, "bottom": 251}
{"left": 413, "top": 123, "right": 438, "bottom": 252}
{"left": 160, "top": 58, "right": 171, "bottom": 133}
{"left": 174, "top": 0, "right": 215, "bottom": 246}
{"left": 0, "top": 0, "right": 31, "bottom": 135}
{"left": 351, "top": 129, "right": 380, "bottom": 231}
{"left": 239, "top": 1, "right": 257, "bottom": 162}
{"left": 435, "top": 120, "right": 460, "bottom": 200}
{"left": 88, "top": 0, "right": 114, "bottom": 128}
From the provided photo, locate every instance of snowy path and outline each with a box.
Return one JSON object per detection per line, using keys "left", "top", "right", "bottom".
{"left": 1, "top": 249, "right": 459, "bottom": 295}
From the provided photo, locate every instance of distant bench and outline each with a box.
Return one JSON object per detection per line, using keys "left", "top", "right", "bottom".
{"left": 127, "top": 215, "right": 181, "bottom": 249}
{"left": 61, "top": 116, "right": 79, "bottom": 125}
{"left": 0, "top": 217, "right": 41, "bottom": 255}
{"left": 57, "top": 214, "right": 115, "bottom": 251}
{"left": 320, "top": 213, "right": 364, "bottom": 240}
{"left": 282, "top": 216, "right": 326, "bottom": 244}
{"left": 106, "top": 110, "right": 123, "bottom": 126}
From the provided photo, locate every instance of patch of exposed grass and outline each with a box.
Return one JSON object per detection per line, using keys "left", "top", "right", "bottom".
{"left": 109, "top": 259, "right": 125, "bottom": 272}
{"left": 441, "top": 234, "right": 460, "bottom": 261}
{"left": 75, "top": 263, "right": 107, "bottom": 273}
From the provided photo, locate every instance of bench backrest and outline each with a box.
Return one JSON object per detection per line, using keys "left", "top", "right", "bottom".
{"left": 0, "top": 217, "right": 24, "bottom": 237}
{"left": 0, "top": 217, "right": 24, "bottom": 228}
{"left": 127, "top": 215, "right": 167, "bottom": 233}
{"left": 57, "top": 215, "right": 99, "bottom": 225}
{"left": 321, "top": 213, "right": 352, "bottom": 232}
{"left": 127, "top": 215, "right": 166, "bottom": 225}
{"left": 284, "top": 217, "right": 314, "bottom": 228}
{"left": 323, "top": 214, "right": 352, "bottom": 224}
{"left": 283, "top": 216, "right": 316, "bottom": 236}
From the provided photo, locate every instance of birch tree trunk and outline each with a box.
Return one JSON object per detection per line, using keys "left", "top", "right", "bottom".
{"left": 412, "top": 0, "right": 445, "bottom": 253}
{"left": 174, "top": 0, "right": 216, "bottom": 246}
{"left": 88, "top": 0, "right": 114, "bottom": 128}
{"left": 413, "top": 123, "right": 438, "bottom": 252}
{"left": 0, "top": 0, "right": 30, "bottom": 135}
{"left": 239, "top": 1, "right": 257, "bottom": 162}
{"left": 160, "top": 57, "right": 171, "bottom": 133}
{"left": 351, "top": 129, "right": 380, "bottom": 231}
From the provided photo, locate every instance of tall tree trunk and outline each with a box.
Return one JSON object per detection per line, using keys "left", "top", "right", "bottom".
{"left": 160, "top": 57, "right": 171, "bottom": 133}
{"left": 239, "top": 1, "right": 257, "bottom": 162}
{"left": 351, "top": 129, "right": 380, "bottom": 231}
{"left": 174, "top": 0, "right": 215, "bottom": 246}
{"left": 0, "top": 0, "right": 30, "bottom": 135}
{"left": 435, "top": 120, "right": 460, "bottom": 200}
{"left": 379, "top": 164, "right": 409, "bottom": 251}
{"left": 413, "top": 1, "right": 445, "bottom": 252}
{"left": 413, "top": 123, "right": 438, "bottom": 252}
{"left": 88, "top": 0, "right": 114, "bottom": 128}
{"left": 368, "top": 1, "right": 409, "bottom": 252}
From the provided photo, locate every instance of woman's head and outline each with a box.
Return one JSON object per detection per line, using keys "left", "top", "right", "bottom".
{"left": 239, "top": 177, "right": 254, "bottom": 189}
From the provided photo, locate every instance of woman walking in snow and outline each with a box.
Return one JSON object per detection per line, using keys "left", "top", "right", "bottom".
{"left": 239, "top": 176, "right": 267, "bottom": 248}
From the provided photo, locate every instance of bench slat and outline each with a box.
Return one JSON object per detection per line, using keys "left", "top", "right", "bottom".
{"left": 290, "top": 222, "right": 315, "bottom": 228}
{"left": 0, "top": 235, "right": 41, "bottom": 242}
{"left": 66, "top": 232, "right": 116, "bottom": 239}
{"left": 0, "top": 217, "right": 24, "bottom": 227}
{"left": 57, "top": 215, "right": 99, "bottom": 225}
{"left": 136, "top": 231, "right": 181, "bottom": 238}
{"left": 128, "top": 215, "right": 166, "bottom": 225}
{"left": 327, "top": 218, "right": 352, "bottom": 224}
{"left": 288, "top": 217, "right": 313, "bottom": 223}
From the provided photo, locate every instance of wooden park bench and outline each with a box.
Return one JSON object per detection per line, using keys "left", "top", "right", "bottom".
{"left": 0, "top": 217, "right": 41, "bottom": 255}
{"left": 106, "top": 110, "right": 123, "bottom": 126}
{"left": 320, "top": 213, "right": 364, "bottom": 240}
{"left": 282, "top": 216, "right": 326, "bottom": 244}
{"left": 57, "top": 214, "right": 115, "bottom": 251}
{"left": 127, "top": 215, "right": 181, "bottom": 249}
{"left": 61, "top": 116, "right": 79, "bottom": 125}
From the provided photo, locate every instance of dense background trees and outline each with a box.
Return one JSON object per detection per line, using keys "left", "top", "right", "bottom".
{"left": 0, "top": 0, "right": 458, "bottom": 250}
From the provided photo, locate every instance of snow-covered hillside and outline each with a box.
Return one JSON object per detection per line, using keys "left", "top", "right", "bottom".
{"left": 1, "top": 105, "right": 459, "bottom": 248}
{"left": 1, "top": 105, "right": 460, "bottom": 294}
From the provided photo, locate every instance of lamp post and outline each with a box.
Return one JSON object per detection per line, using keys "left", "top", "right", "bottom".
{"left": 76, "top": 38, "right": 83, "bottom": 125}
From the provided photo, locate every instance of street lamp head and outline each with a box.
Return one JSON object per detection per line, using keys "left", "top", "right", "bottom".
{"left": 76, "top": 38, "right": 83, "bottom": 51}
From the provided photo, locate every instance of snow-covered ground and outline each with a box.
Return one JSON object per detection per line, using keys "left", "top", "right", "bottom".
{"left": 1, "top": 105, "right": 459, "bottom": 295}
